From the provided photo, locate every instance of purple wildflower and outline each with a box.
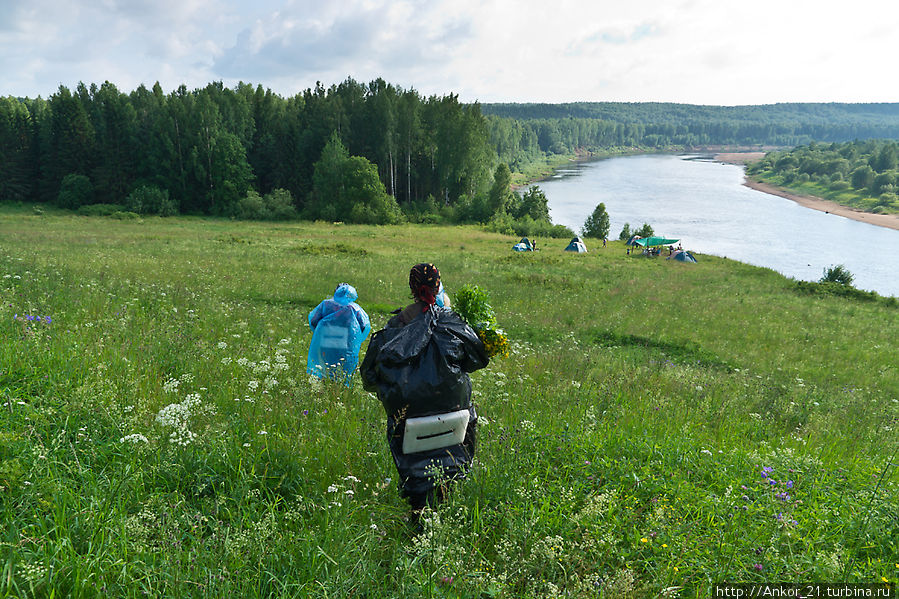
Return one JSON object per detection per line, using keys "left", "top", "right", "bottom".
{"left": 303, "top": 409, "right": 309, "bottom": 416}
{"left": 785, "top": 480, "right": 793, "bottom": 489}
{"left": 754, "top": 564, "right": 763, "bottom": 571}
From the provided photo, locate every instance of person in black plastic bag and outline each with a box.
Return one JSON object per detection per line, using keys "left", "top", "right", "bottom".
{"left": 361, "top": 263, "right": 488, "bottom": 515}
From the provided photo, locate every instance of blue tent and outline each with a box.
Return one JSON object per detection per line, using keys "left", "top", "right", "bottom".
{"left": 669, "top": 250, "right": 698, "bottom": 263}
{"left": 564, "top": 237, "right": 587, "bottom": 253}
{"left": 513, "top": 237, "right": 534, "bottom": 252}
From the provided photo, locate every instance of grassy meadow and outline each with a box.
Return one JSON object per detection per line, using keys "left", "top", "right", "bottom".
{"left": 1, "top": 204, "right": 897, "bottom": 598}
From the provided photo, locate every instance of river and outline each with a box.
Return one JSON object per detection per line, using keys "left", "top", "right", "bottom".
{"left": 530, "top": 154, "right": 899, "bottom": 298}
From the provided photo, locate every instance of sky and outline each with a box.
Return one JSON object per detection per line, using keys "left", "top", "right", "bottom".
{"left": 3, "top": 0, "right": 899, "bottom": 106}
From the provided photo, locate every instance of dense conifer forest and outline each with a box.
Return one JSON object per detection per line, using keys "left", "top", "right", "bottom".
{"left": 4, "top": 78, "right": 899, "bottom": 224}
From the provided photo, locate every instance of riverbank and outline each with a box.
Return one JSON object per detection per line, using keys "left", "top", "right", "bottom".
{"left": 715, "top": 152, "right": 899, "bottom": 232}
{"left": 743, "top": 179, "right": 899, "bottom": 232}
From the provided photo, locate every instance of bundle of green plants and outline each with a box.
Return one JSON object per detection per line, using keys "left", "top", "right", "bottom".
{"left": 452, "top": 284, "right": 510, "bottom": 358}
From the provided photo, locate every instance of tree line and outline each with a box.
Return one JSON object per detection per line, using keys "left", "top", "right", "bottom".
{"left": 482, "top": 102, "right": 899, "bottom": 148}
{"left": 5, "top": 79, "right": 899, "bottom": 227}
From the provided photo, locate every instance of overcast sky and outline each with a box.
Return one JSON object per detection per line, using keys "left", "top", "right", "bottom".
{"left": 3, "top": 0, "right": 898, "bottom": 105}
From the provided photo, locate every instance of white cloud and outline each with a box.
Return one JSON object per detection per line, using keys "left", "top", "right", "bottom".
{"left": 2, "top": 0, "right": 899, "bottom": 103}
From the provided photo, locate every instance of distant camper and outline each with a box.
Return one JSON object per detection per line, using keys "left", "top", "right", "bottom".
{"left": 307, "top": 283, "right": 371, "bottom": 386}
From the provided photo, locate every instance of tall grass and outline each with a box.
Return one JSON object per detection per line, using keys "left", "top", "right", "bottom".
{"left": 1, "top": 206, "right": 896, "bottom": 597}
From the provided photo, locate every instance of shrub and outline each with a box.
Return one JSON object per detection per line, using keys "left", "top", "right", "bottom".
{"left": 233, "top": 189, "right": 299, "bottom": 221}
{"left": 76, "top": 203, "right": 127, "bottom": 216}
{"left": 57, "top": 174, "right": 93, "bottom": 210}
{"left": 126, "top": 185, "right": 178, "bottom": 216}
{"left": 454, "top": 193, "right": 492, "bottom": 223}
{"left": 110, "top": 211, "right": 141, "bottom": 220}
{"left": 264, "top": 189, "right": 298, "bottom": 221}
{"left": 234, "top": 191, "right": 269, "bottom": 220}
{"left": 820, "top": 264, "right": 854, "bottom": 286}
{"left": 483, "top": 214, "right": 574, "bottom": 239}
{"left": 829, "top": 180, "right": 851, "bottom": 192}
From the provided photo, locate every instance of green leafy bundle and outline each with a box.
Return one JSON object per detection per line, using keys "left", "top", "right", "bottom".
{"left": 453, "top": 284, "right": 509, "bottom": 358}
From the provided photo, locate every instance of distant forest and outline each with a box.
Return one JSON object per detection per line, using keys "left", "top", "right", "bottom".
{"left": 3, "top": 78, "right": 899, "bottom": 226}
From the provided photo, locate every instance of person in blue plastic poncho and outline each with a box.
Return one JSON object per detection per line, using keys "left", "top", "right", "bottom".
{"left": 361, "top": 264, "right": 487, "bottom": 521}
{"left": 307, "top": 283, "right": 371, "bottom": 386}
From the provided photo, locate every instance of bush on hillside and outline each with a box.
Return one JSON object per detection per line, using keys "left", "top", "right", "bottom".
{"left": 233, "top": 189, "right": 299, "bottom": 221}
{"left": 484, "top": 212, "right": 573, "bottom": 239}
{"left": 820, "top": 264, "right": 854, "bottom": 286}
{"left": 76, "top": 203, "right": 127, "bottom": 216}
{"left": 126, "top": 185, "right": 178, "bottom": 216}
{"left": 57, "top": 174, "right": 93, "bottom": 210}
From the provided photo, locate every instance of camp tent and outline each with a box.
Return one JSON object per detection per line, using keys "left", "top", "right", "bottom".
{"left": 626, "top": 235, "right": 643, "bottom": 246}
{"left": 633, "top": 236, "right": 680, "bottom": 247}
{"left": 513, "top": 236, "right": 534, "bottom": 252}
{"left": 669, "top": 250, "right": 698, "bottom": 263}
{"left": 564, "top": 236, "right": 587, "bottom": 253}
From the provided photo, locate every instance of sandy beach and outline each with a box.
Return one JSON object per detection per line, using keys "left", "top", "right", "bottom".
{"left": 715, "top": 153, "right": 899, "bottom": 232}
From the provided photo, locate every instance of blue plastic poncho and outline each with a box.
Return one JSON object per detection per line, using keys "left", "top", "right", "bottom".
{"left": 307, "top": 284, "right": 371, "bottom": 386}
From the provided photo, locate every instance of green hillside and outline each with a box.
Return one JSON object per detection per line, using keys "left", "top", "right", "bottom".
{"left": 1, "top": 206, "right": 896, "bottom": 597}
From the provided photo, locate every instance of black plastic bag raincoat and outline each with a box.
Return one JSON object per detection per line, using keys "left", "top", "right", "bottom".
{"left": 361, "top": 306, "right": 488, "bottom": 499}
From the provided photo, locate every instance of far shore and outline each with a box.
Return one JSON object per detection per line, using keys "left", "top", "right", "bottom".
{"left": 715, "top": 152, "right": 899, "bottom": 232}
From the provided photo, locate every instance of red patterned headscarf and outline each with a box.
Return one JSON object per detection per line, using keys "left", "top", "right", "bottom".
{"left": 409, "top": 263, "right": 440, "bottom": 310}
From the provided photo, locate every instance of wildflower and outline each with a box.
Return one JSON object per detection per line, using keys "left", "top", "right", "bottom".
{"left": 640, "top": 538, "right": 649, "bottom": 543}
{"left": 344, "top": 489, "right": 354, "bottom": 496}
{"left": 120, "top": 434, "right": 149, "bottom": 444}
{"left": 754, "top": 564, "right": 763, "bottom": 571}
{"left": 785, "top": 480, "right": 794, "bottom": 488}
{"left": 302, "top": 409, "right": 309, "bottom": 416}
{"left": 327, "top": 485, "right": 338, "bottom": 493}
{"left": 258, "top": 430, "right": 267, "bottom": 435}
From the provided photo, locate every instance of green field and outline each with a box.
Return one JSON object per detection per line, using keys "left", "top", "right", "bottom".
{"left": 1, "top": 205, "right": 897, "bottom": 598}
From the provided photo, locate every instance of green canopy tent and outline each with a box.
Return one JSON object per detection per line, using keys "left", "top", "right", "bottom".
{"left": 634, "top": 237, "right": 680, "bottom": 247}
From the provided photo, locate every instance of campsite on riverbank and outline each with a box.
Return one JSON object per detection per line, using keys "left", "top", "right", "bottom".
{"left": 1, "top": 205, "right": 895, "bottom": 596}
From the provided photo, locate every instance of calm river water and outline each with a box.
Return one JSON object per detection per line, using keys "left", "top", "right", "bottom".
{"left": 532, "top": 154, "right": 899, "bottom": 297}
